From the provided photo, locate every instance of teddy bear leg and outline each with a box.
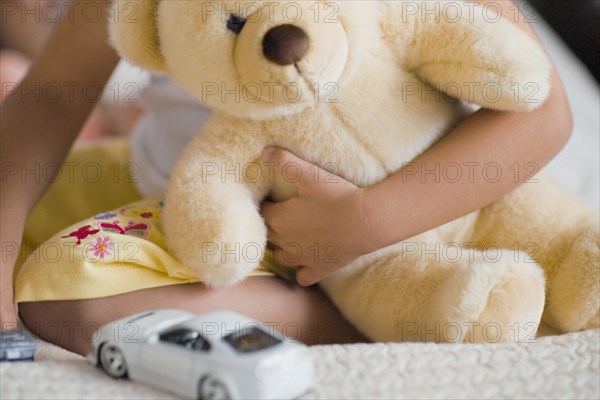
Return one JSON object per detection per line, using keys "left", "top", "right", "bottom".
{"left": 470, "top": 176, "right": 600, "bottom": 333}
{"left": 543, "top": 220, "right": 599, "bottom": 331}
{"left": 320, "top": 245, "right": 545, "bottom": 343}
{"left": 424, "top": 249, "right": 546, "bottom": 343}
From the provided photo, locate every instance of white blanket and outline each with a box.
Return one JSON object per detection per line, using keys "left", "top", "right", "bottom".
{"left": 1, "top": 329, "right": 599, "bottom": 399}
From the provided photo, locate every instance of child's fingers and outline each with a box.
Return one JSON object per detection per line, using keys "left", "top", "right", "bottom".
{"left": 260, "top": 200, "right": 278, "bottom": 223}
{"left": 261, "top": 146, "right": 331, "bottom": 194}
{"left": 260, "top": 200, "right": 284, "bottom": 238}
{"left": 296, "top": 267, "right": 323, "bottom": 287}
{"left": 271, "top": 246, "right": 302, "bottom": 268}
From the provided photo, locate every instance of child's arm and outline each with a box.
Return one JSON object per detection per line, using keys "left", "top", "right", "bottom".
{"left": 1, "top": 0, "right": 119, "bottom": 327}
{"left": 261, "top": 1, "right": 573, "bottom": 286}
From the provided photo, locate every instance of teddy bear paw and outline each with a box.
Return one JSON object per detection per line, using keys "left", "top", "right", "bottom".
{"left": 427, "top": 250, "right": 546, "bottom": 343}
{"left": 544, "top": 224, "right": 600, "bottom": 332}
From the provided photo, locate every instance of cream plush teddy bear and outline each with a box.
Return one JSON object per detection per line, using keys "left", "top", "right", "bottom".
{"left": 110, "top": 0, "right": 599, "bottom": 343}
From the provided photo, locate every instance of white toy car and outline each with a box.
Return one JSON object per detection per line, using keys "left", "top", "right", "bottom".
{"left": 87, "top": 310, "right": 314, "bottom": 400}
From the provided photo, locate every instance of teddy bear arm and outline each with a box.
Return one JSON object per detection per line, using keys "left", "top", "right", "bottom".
{"left": 162, "top": 124, "right": 273, "bottom": 287}
{"left": 385, "top": 1, "right": 551, "bottom": 111}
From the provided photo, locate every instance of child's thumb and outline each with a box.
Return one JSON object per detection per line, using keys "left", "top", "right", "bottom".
{"left": 261, "top": 146, "right": 318, "bottom": 192}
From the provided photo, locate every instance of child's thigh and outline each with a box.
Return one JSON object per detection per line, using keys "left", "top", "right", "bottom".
{"left": 19, "top": 277, "right": 367, "bottom": 355}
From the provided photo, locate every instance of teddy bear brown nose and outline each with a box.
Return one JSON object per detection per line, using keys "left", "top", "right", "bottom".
{"left": 262, "top": 24, "right": 309, "bottom": 66}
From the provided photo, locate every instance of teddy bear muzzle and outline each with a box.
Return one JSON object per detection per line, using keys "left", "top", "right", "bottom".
{"left": 262, "top": 24, "right": 310, "bottom": 66}
{"left": 230, "top": 1, "right": 350, "bottom": 108}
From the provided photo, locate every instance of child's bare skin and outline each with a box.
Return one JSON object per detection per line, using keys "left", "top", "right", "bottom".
{"left": 1, "top": 0, "right": 572, "bottom": 353}
{"left": 19, "top": 277, "right": 367, "bottom": 355}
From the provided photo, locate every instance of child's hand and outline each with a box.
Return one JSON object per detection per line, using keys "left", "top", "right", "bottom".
{"left": 260, "top": 147, "right": 378, "bottom": 286}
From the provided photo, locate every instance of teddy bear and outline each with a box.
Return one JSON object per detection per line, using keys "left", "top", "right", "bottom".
{"left": 109, "top": 0, "right": 599, "bottom": 343}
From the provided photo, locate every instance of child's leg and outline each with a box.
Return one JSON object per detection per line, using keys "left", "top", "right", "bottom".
{"left": 19, "top": 276, "right": 367, "bottom": 355}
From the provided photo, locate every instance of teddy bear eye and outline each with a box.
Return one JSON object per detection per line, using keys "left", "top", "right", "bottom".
{"left": 227, "top": 14, "right": 246, "bottom": 34}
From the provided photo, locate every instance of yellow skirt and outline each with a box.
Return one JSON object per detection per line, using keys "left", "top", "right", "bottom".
{"left": 15, "top": 139, "right": 274, "bottom": 304}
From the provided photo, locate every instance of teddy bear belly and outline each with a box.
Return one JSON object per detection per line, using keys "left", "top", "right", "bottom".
{"left": 268, "top": 78, "right": 469, "bottom": 189}
{"left": 262, "top": 47, "right": 471, "bottom": 189}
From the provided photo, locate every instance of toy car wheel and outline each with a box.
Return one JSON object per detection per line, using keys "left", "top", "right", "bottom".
{"left": 198, "top": 375, "right": 231, "bottom": 400}
{"left": 99, "top": 343, "right": 128, "bottom": 379}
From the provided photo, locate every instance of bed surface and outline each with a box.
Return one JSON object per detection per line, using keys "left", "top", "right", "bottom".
{"left": 1, "top": 329, "right": 598, "bottom": 399}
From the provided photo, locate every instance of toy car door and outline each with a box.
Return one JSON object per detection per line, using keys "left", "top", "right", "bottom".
{"left": 140, "top": 327, "right": 195, "bottom": 385}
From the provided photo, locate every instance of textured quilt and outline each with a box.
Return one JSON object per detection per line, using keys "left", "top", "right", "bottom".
{"left": 1, "top": 329, "right": 599, "bottom": 399}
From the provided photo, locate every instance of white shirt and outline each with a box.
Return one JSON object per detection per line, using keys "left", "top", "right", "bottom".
{"left": 129, "top": 75, "right": 212, "bottom": 196}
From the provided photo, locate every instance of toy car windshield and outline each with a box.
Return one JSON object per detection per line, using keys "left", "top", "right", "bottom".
{"left": 222, "top": 327, "right": 282, "bottom": 352}
{"left": 159, "top": 328, "right": 210, "bottom": 351}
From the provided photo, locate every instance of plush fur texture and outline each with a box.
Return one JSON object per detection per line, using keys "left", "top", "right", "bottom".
{"left": 109, "top": 0, "right": 599, "bottom": 342}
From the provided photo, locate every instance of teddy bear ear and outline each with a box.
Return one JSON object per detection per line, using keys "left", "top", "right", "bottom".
{"left": 108, "top": 0, "right": 166, "bottom": 72}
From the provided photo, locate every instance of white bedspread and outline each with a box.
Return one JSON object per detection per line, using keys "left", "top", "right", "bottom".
{"left": 1, "top": 329, "right": 599, "bottom": 399}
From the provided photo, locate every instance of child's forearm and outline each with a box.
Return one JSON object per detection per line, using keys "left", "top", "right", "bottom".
{"left": 362, "top": 0, "right": 572, "bottom": 251}
{"left": 1, "top": 0, "right": 119, "bottom": 214}
{"left": 362, "top": 70, "right": 572, "bottom": 250}
{"left": 1, "top": 1, "right": 118, "bottom": 325}
{"left": 0, "top": 3, "right": 51, "bottom": 58}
